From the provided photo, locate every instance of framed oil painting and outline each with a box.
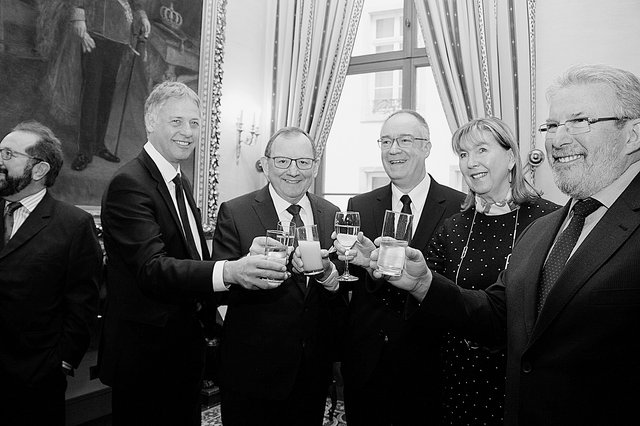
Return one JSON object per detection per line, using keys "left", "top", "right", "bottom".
{"left": 0, "top": 0, "right": 221, "bottom": 220}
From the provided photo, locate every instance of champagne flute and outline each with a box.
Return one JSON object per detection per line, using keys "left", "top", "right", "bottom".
{"left": 335, "top": 211, "right": 360, "bottom": 282}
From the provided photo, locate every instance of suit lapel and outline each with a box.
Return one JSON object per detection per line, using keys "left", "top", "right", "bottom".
{"left": 530, "top": 176, "right": 640, "bottom": 344}
{"left": 182, "top": 176, "right": 210, "bottom": 260}
{"left": 252, "top": 186, "right": 280, "bottom": 232}
{"left": 520, "top": 204, "right": 569, "bottom": 339}
{"left": 411, "top": 178, "right": 448, "bottom": 251}
{"left": 139, "top": 151, "right": 197, "bottom": 259}
{"left": 0, "top": 199, "right": 5, "bottom": 250}
{"left": 373, "top": 185, "right": 392, "bottom": 238}
{"left": 0, "top": 193, "right": 53, "bottom": 260}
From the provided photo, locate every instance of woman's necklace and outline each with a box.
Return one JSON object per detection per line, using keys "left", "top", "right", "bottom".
{"left": 454, "top": 207, "right": 520, "bottom": 286}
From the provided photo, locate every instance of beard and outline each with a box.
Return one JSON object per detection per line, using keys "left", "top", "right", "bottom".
{"left": 0, "top": 163, "right": 33, "bottom": 197}
{"left": 551, "top": 140, "right": 626, "bottom": 199}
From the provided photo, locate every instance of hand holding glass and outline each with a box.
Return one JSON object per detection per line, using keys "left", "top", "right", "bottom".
{"left": 334, "top": 211, "right": 360, "bottom": 281}
{"left": 377, "top": 210, "right": 413, "bottom": 277}
{"left": 295, "top": 225, "right": 324, "bottom": 276}
{"left": 264, "top": 230, "right": 293, "bottom": 286}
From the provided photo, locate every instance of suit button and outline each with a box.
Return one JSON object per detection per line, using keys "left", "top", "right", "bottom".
{"left": 522, "top": 361, "right": 532, "bottom": 373}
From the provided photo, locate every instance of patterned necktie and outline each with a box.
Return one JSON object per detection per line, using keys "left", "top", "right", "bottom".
{"left": 2, "top": 201, "right": 22, "bottom": 247}
{"left": 287, "top": 204, "right": 305, "bottom": 228}
{"left": 173, "top": 174, "right": 201, "bottom": 260}
{"left": 537, "top": 198, "right": 601, "bottom": 314}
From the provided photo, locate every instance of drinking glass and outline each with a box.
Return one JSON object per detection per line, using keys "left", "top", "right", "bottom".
{"left": 264, "top": 230, "right": 292, "bottom": 286}
{"left": 376, "top": 210, "right": 413, "bottom": 277}
{"left": 334, "top": 211, "right": 360, "bottom": 282}
{"left": 277, "top": 220, "right": 296, "bottom": 255}
{"left": 295, "top": 225, "right": 324, "bottom": 276}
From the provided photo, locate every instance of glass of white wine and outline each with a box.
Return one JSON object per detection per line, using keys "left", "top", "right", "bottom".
{"left": 334, "top": 211, "right": 360, "bottom": 282}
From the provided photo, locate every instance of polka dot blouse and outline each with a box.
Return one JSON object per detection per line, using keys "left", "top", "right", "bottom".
{"left": 426, "top": 198, "right": 559, "bottom": 426}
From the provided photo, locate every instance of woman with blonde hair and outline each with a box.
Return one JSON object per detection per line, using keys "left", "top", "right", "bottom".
{"left": 426, "top": 117, "right": 559, "bottom": 425}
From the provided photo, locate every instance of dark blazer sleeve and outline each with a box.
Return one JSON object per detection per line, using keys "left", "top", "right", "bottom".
{"left": 211, "top": 201, "right": 246, "bottom": 261}
{"left": 60, "top": 210, "right": 102, "bottom": 367}
{"left": 102, "top": 169, "right": 215, "bottom": 299}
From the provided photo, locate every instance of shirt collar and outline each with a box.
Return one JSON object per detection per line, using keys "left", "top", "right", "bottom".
{"left": 268, "top": 184, "right": 311, "bottom": 216}
{"left": 5, "top": 188, "right": 47, "bottom": 214}
{"left": 144, "top": 142, "right": 181, "bottom": 183}
{"left": 391, "top": 173, "right": 431, "bottom": 211}
{"left": 584, "top": 159, "right": 640, "bottom": 209}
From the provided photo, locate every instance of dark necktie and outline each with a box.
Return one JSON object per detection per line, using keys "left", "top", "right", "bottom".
{"left": 400, "top": 194, "right": 412, "bottom": 215}
{"left": 537, "top": 198, "right": 601, "bottom": 314}
{"left": 381, "top": 195, "right": 413, "bottom": 316}
{"left": 286, "top": 204, "right": 308, "bottom": 290}
{"left": 173, "top": 174, "right": 201, "bottom": 260}
{"left": 286, "top": 204, "right": 305, "bottom": 228}
{"left": 2, "top": 201, "right": 22, "bottom": 248}
{"left": 399, "top": 194, "right": 412, "bottom": 240}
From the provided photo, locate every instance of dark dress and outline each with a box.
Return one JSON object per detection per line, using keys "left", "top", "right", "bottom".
{"left": 426, "top": 198, "right": 559, "bottom": 425}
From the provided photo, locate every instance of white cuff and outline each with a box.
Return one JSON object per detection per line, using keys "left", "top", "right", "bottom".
{"left": 316, "top": 263, "right": 339, "bottom": 292}
{"left": 212, "top": 260, "right": 229, "bottom": 292}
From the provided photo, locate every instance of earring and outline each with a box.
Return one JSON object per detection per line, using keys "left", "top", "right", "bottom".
{"left": 508, "top": 168, "right": 513, "bottom": 183}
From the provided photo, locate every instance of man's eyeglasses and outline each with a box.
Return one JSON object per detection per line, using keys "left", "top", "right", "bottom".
{"left": 377, "top": 135, "right": 428, "bottom": 150}
{"left": 538, "top": 116, "right": 631, "bottom": 136}
{"left": 0, "top": 147, "right": 44, "bottom": 162}
{"left": 267, "top": 156, "right": 316, "bottom": 170}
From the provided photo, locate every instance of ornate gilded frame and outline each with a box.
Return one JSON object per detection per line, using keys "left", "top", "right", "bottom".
{"left": 194, "top": 0, "right": 226, "bottom": 229}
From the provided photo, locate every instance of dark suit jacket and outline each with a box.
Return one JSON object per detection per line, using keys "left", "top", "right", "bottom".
{"left": 212, "top": 185, "right": 346, "bottom": 400}
{"left": 419, "top": 171, "right": 640, "bottom": 425}
{"left": 342, "top": 177, "right": 464, "bottom": 420}
{"left": 99, "top": 150, "right": 218, "bottom": 387}
{"left": 0, "top": 193, "right": 101, "bottom": 387}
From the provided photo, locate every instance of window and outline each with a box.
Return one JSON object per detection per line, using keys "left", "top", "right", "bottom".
{"left": 319, "top": 0, "right": 458, "bottom": 210}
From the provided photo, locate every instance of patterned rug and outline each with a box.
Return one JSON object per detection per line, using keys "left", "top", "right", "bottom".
{"left": 201, "top": 398, "right": 347, "bottom": 425}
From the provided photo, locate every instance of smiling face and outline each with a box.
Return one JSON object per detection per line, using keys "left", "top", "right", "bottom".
{"left": 545, "top": 83, "right": 632, "bottom": 199}
{"left": 379, "top": 113, "right": 431, "bottom": 192}
{"left": 263, "top": 133, "right": 318, "bottom": 204}
{"left": 0, "top": 131, "right": 39, "bottom": 198}
{"left": 457, "top": 130, "right": 515, "bottom": 203}
{"left": 147, "top": 96, "right": 200, "bottom": 168}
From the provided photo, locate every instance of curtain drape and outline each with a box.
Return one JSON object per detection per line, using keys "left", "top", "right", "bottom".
{"left": 271, "top": 0, "right": 363, "bottom": 159}
{"left": 414, "top": 0, "right": 539, "bottom": 178}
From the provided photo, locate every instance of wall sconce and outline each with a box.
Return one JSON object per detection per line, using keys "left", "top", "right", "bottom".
{"left": 236, "top": 110, "right": 260, "bottom": 164}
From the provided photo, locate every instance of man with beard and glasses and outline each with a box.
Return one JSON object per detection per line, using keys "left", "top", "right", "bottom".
{"left": 0, "top": 121, "right": 102, "bottom": 425}
{"left": 369, "top": 64, "right": 640, "bottom": 425}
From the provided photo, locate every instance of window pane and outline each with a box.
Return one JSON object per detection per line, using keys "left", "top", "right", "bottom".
{"left": 376, "top": 17, "right": 395, "bottom": 38}
{"left": 415, "top": 12, "right": 426, "bottom": 49}
{"left": 352, "top": 1, "right": 404, "bottom": 56}
{"left": 323, "top": 68, "right": 459, "bottom": 208}
{"left": 323, "top": 73, "right": 397, "bottom": 209}
{"left": 415, "top": 67, "right": 460, "bottom": 191}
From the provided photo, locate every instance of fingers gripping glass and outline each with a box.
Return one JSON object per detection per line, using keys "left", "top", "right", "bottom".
{"left": 377, "top": 135, "right": 429, "bottom": 150}
{"left": 0, "top": 147, "right": 44, "bottom": 162}
{"left": 334, "top": 211, "right": 360, "bottom": 282}
{"left": 538, "top": 116, "right": 630, "bottom": 136}
{"left": 267, "top": 156, "right": 315, "bottom": 170}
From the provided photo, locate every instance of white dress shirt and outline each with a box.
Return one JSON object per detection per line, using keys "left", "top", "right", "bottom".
{"left": 144, "top": 142, "right": 228, "bottom": 292}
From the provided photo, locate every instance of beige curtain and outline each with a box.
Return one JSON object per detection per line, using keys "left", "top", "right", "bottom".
{"left": 414, "top": 0, "right": 538, "bottom": 157}
{"left": 271, "top": 0, "right": 363, "bottom": 159}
